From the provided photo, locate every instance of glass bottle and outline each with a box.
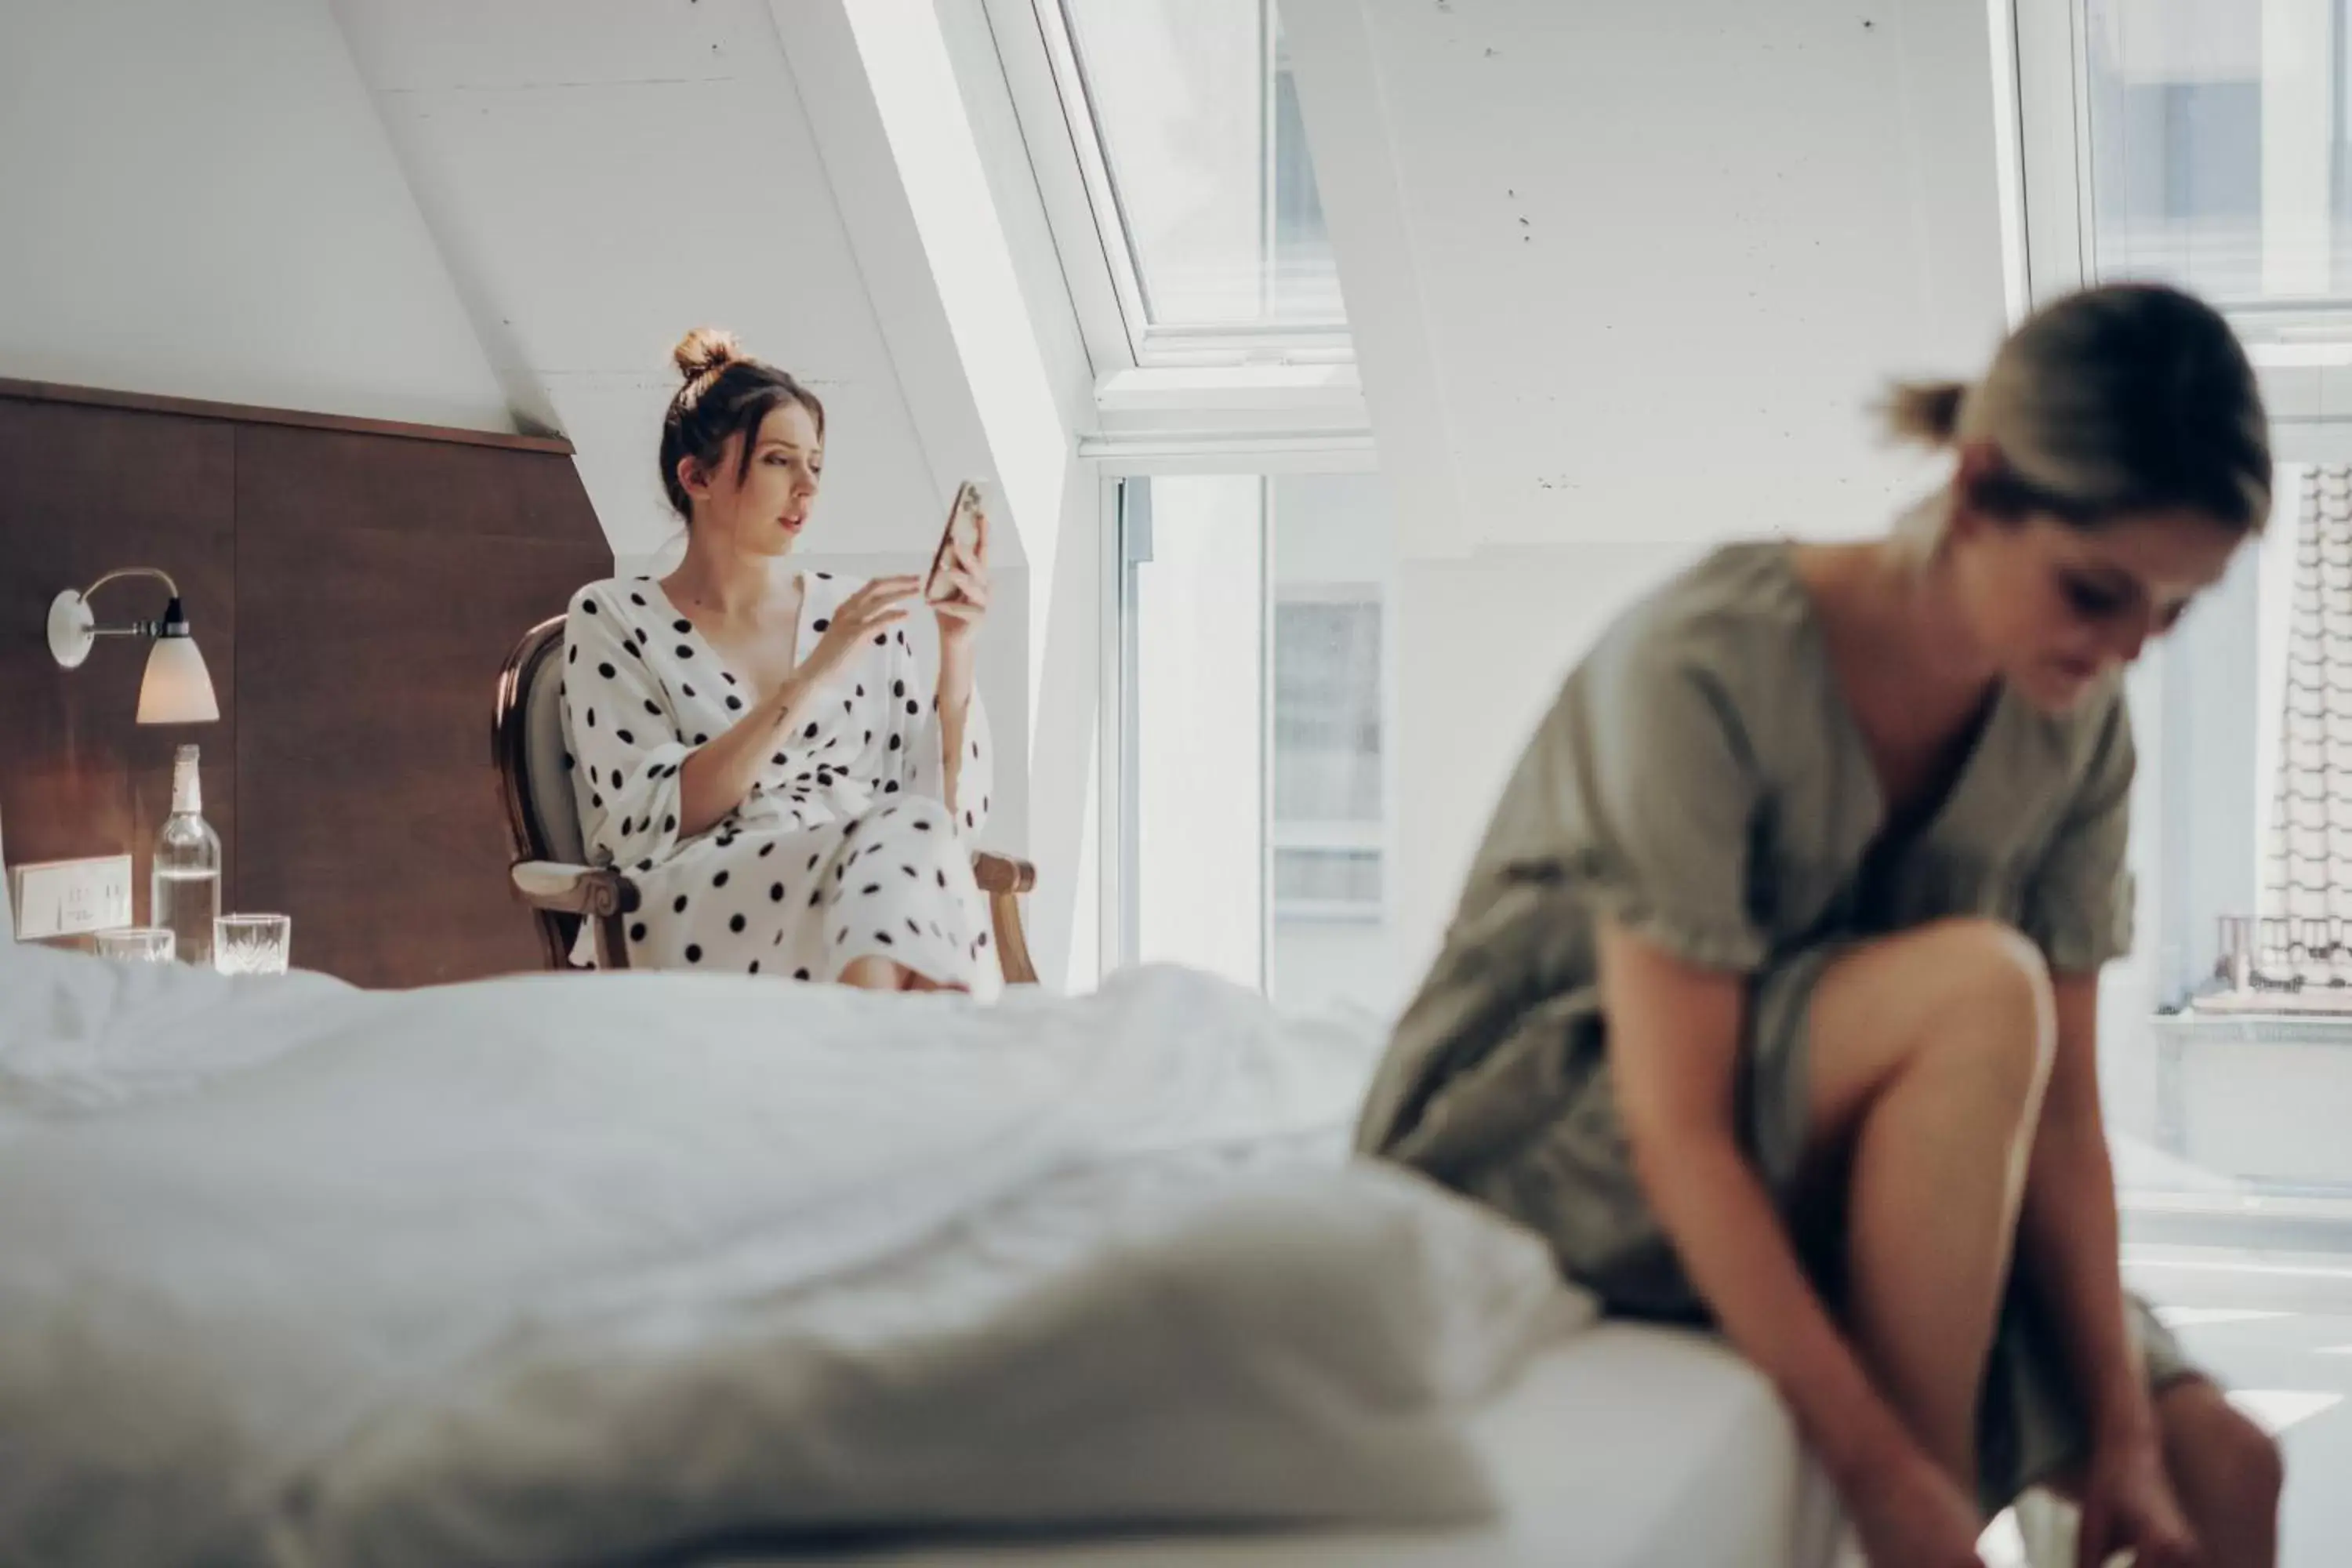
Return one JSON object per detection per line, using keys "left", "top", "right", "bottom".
{"left": 152, "top": 743, "right": 223, "bottom": 966}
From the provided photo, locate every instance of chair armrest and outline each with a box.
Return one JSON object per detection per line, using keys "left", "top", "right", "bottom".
{"left": 970, "top": 851, "right": 1036, "bottom": 895}
{"left": 510, "top": 861, "right": 640, "bottom": 917}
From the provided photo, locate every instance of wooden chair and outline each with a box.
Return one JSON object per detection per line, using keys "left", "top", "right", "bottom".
{"left": 492, "top": 615, "right": 1038, "bottom": 984}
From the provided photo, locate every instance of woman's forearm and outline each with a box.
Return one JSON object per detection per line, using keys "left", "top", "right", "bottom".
{"left": 2016, "top": 976, "right": 2150, "bottom": 1443}
{"left": 935, "top": 646, "right": 974, "bottom": 818}
{"left": 677, "top": 673, "right": 811, "bottom": 838}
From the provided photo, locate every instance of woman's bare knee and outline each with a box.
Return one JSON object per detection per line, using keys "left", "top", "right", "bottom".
{"left": 1808, "top": 919, "right": 2056, "bottom": 1142}
{"left": 1926, "top": 919, "right": 2056, "bottom": 1093}
{"left": 1922, "top": 915, "right": 2056, "bottom": 1022}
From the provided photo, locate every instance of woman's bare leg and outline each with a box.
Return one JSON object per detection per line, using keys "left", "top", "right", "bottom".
{"left": 837, "top": 957, "right": 969, "bottom": 993}
{"left": 838, "top": 956, "right": 913, "bottom": 990}
{"left": 1801, "top": 919, "right": 2058, "bottom": 1491}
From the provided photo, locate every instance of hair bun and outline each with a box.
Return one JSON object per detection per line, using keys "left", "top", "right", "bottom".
{"left": 1881, "top": 379, "right": 1969, "bottom": 448}
{"left": 673, "top": 327, "right": 742, "bottom": 383}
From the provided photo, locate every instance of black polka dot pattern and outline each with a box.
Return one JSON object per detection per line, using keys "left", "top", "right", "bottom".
{"left": 561, "top": 575, "right": 996, "bottom": 984}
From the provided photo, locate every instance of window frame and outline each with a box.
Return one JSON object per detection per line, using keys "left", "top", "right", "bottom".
{"left": 978, "top": 0, "right": 1359, "bottom": 379}
{"left": 953, "top": 0, "right": 1382, "bottom": 988}
{"left": 1094, "top": 450, "right": 1389, "bottom": 987}
{"left": 2008, "top": 0, "right": 2352, "bottom": 463}
{"left": 2012, "top": 11, "right": 2352, "bottom": 1215}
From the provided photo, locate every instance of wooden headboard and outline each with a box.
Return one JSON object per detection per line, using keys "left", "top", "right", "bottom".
{"left": 0, "top": 377, "right": 613, "bottom": 988}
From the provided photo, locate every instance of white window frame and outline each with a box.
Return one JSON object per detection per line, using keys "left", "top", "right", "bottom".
{"left": 936, "top": 0, "right": 1381, "bottom": 985}
{"left": 2006, "top": 0, "right": 2352, "bottom": 463}
{"left": 1093, "top": 448, "right": 1390, "bottom": 985}
{"left": 976, "top": 0, "right": 1361, "bottom": 384}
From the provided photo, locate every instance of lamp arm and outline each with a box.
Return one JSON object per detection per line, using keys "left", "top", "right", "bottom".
{"left": 82, "top": 565, "right": 183, "bottom": 600}
{"left": 79, "top": 568, "right": 187, "bottom": 637}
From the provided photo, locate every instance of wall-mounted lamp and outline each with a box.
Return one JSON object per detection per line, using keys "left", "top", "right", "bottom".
{"left": 48, "top": 568, "right": 221, "bottom": 725}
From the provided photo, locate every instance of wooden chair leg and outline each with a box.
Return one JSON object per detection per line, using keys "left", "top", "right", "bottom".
{"left": 597, "top": 909, "right": 631, "bottom": 971}
{"left": 989, "top": 888, "right": 1038, "bottom": 986}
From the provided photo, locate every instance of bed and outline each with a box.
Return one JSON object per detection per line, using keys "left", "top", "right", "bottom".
{"left": 0, "top": 944, "right": 1844, "bottom": 1568}
{"left": 734, "top": 1325, "right": 1845, "bottom": 1568}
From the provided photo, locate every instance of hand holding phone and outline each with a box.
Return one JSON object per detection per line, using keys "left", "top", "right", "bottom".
{"left": 925, "top": 481, "right": 987, "bottom": 605}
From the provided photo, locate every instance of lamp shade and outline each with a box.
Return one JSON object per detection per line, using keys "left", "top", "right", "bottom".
{"left": 137, "top": 634, "right": 220, "bottom": 725}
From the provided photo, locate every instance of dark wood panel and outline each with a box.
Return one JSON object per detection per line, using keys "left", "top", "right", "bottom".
{"left": 235, "top": 427, "right": 609, "bottom": 986}
{"left": 0, "top": 398, "right": 238, "bottom": 924}
{"left": 234, "top": 423, "right": 606, "bottom": 544}
{"left": 0, "top": 376, "right": 572, "bottom": 456}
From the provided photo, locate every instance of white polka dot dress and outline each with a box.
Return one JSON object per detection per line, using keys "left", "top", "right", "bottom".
{"left": 558, "top": 575, "right": 999, "bottom": 993}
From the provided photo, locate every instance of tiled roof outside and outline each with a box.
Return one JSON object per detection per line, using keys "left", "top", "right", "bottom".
{"left": 2257, "top": 465, "right": 2352, "bottom": 990}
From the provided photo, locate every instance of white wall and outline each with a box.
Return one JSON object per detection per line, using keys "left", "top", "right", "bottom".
{"left": 0, "top": 0, "right": 511, "bottom": 429}
{"left": 1287, "top": 0, "right": 2013, "bottom": 967}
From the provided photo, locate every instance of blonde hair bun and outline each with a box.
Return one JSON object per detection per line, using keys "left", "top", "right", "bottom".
{"left": 672, "top": 327, "right": 742, "bottom": 384}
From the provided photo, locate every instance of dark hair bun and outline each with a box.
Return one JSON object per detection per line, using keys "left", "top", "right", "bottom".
{"left": 673, "top": 327, "right": 742, "bottom": 383}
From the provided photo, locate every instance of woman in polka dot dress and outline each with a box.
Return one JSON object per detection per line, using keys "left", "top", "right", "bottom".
{"left": 560, "top": 328, "right": 998, "bottom": 993}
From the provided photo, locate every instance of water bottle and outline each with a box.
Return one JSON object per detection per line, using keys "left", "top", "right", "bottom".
{"left": 153, "top": 743, "right": 222, "bottom": 966}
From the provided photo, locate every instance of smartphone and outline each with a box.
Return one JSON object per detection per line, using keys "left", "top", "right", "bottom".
{"left": 924, "top": 481, "right": 985, "bottom": 604}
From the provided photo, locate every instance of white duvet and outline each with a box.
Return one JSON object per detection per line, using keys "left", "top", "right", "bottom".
{"left": 0, "top": 948, "right": 1585, "bottom": 1568}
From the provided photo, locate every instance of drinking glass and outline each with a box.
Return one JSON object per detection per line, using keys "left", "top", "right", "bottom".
{"left": 94, "top": 927, "right": 176, "bottom": 964}
{"left": 213, "top": 913, "right": 292, "bottom": 975}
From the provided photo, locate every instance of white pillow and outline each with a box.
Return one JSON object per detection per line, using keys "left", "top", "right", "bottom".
{"left": 281, "top": 1154, "right": 1592, "bottom": 1566}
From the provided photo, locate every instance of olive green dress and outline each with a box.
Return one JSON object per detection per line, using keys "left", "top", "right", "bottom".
{"left": 1357, "top": 540, "right": 2194, "bottom": 1513}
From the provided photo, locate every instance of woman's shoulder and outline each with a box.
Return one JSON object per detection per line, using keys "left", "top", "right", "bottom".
{"left": 563, "top": 579, "right": 673, "bottom": 662}
{"left": 568, "top": 576, "right": 662, "bottom": 619}
{"left": 1587, "top": 539, "right": 1814, "bottom": 697}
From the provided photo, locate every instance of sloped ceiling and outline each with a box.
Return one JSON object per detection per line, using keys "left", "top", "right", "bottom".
{"left": 0, "top": 0, "right": 511, "bottom": 430}
{"left": 1287, "top": 0, "right": 2010, "bottom": 558}
{"left": 329, "top": 0, "right": 960, "bottom": 564}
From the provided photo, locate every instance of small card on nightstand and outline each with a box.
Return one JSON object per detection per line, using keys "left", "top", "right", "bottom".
{"left": 9, "top": 855, "right": 135, "bottom": 942}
